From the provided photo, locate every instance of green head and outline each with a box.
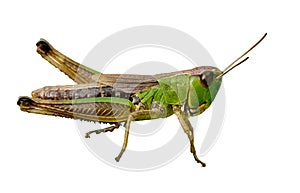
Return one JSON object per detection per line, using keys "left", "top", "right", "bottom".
{"left": 187, "top": 66, "right": 222, "bottom": 115}
{"left": 187, "top": 57, "right": 250, "bottom": 116}
{"left": 187, "top": 33, "right": 267, "bottom": 116}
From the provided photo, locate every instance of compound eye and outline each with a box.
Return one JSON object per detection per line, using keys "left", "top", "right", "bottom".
{"left": 199, "top": 71, "right": 214, "bottom": 88}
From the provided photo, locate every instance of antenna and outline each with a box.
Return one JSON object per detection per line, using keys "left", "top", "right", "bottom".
{"left": 216, "top": 33, "right": 267, "bottom": 79}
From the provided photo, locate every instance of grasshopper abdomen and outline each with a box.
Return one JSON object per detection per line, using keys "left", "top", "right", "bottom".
{"left": 31, "top": 83, "right": 134, "bottom": 100}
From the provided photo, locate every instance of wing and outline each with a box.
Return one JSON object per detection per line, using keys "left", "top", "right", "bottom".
{"left": 92, "top": 73, "right": 159, "bottom": 93}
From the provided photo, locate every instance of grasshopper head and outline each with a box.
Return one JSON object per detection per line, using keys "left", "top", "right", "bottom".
{"left": 187, "top": 33, "right": 267, "bottom": 116}
{"left": 187, "top": 66, "right": 223, "bottom": 116}
{"left": 196, "top": 66, "right": 223, "bottom": 104}
{"left": 198, "top": 67, "right": 223, "bottom": 89}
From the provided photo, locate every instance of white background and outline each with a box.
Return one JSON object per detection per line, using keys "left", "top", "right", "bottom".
{"left": 1, "top": 0, "right": 299, "bottom": 192}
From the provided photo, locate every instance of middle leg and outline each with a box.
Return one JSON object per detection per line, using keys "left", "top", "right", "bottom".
{"left": 114, "top": 108, "right": 166, "bottom": 162}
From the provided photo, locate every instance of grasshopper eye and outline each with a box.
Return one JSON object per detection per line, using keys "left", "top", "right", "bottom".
{"left": 199, "top": 71, "right": 214, "bottom": 88}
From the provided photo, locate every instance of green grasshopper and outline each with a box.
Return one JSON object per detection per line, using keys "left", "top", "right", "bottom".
{"left": 17, "top": 33, "right": 267, "bottom": 167}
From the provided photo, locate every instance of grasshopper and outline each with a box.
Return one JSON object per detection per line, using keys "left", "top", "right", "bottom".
{"left": 17, "top": 33, "right": 267, "bottom": 167}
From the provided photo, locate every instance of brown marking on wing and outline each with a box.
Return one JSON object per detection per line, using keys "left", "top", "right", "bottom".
{"left": 92, "top": 74, "right": 159, "bottom": 93}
